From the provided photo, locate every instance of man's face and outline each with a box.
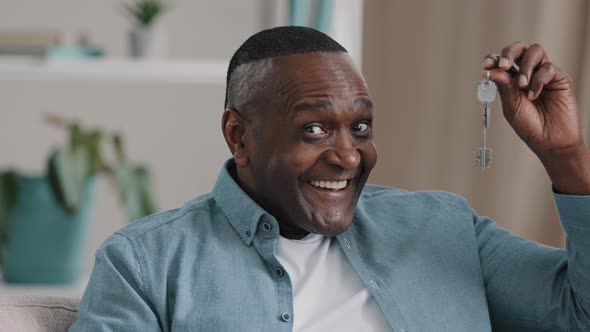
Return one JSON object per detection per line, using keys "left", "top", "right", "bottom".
{"left": 235, "top": 53, "right": 377, "bottom": 238}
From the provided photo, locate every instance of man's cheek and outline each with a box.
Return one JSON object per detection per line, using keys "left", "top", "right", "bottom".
{"left": 362, "top": 141, "right": 378, "bottom": 169}
{"left": 284, "top": 146, "right": 320, "bottom": 172}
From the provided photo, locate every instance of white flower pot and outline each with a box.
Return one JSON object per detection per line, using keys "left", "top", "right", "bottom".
{"left": 129, "top": 24, "right": 166, "bottom": 58}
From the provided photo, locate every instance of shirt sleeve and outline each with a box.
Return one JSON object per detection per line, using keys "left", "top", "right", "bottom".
{"left": 476, "top": 189, "right": 590, "bottom": 332}
{"left": 69, "top": 233, "right": 161, "bottom": 332}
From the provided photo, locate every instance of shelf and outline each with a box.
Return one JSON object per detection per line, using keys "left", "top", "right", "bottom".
{"left": 0, "top": 58, "right": 228, "bottom": 84}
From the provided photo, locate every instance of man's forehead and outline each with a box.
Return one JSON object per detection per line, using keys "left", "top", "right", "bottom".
{"left": 232, "top": 52, "right": 363, "bottom": 87}
{"left": 227, "top": 52, "right": 369, "bottom": 112}
{"left": 268, "top": 52, "right": 358, "bottom": 74}
{"left": 265, "top": 53, "right": 367, "bottom": 91}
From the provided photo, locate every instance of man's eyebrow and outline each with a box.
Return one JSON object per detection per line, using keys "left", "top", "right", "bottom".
{"left": 292, "top": 100, "right": 334, "bottom": 113}
{"left": 291, "top": 97, "right": 373, "bottom": 113}
{"left": 355, "top": 97, "right": 374, "bottom": 110}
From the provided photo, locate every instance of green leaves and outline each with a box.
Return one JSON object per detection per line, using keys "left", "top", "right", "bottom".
{"left": 113, "top": 164, "right": 156, "bottom": 222}
{"left": 124, "top": 0, "right": 168, "bottom": 26}
{"left": 47, "top": 146, "right": 89, "bottom": 214}
{"left": 111, "top": 134, "right": 157, "bottom": 221}
{"left": 0, "top": 172, "right": 18, "bottom": 222}
{"left": 45, "top": 120, "right": 156, "bottom": 221}
{"left": 47, "top": 123, "right": 95, "bottom": 214}
{"left": 0, "top": 171, "right": 18, "bottom": 266}
{"left": 70, "top": 123, "right": 102, "bottom": 175}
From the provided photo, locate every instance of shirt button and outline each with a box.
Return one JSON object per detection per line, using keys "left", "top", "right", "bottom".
{"left": 263, "top": 223, "right": 272, "bottom": 231}
{"left": 245, "top": 229, "right": 251, "bottom": 237}
{"left": 369, "top": 280, "right": 379, "bottom": 289}
{"left": 274, "top": 267, "right": 284, "bottom": 278}
{"left": 344, "top": 238, "right": 351, "bottom": 249}
{"left": 281, "top": 312, "right": 292, "bottom": 322}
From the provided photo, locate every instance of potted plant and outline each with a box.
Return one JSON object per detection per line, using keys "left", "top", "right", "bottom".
{"left": 0, "top": 114, "right": 156, "bottom": 284}
{"left": 125, "top": 0, "right": 170, "bottom": 58}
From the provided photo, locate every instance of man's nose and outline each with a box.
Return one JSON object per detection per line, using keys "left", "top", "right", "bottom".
{"left": 323, "top": 135, "right": 361, "bottom": 170}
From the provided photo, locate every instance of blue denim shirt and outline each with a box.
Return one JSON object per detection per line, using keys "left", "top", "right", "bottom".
{"left": 70, "top": 160, "right": 590, "bottom": 332}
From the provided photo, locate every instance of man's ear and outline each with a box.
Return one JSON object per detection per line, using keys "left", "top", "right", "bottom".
{"left": 221, "top": 109, "right": 249, "bottom": 168}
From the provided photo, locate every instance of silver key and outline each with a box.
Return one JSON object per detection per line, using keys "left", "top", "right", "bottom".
{"left": 475, "top": 72, "right": 497, "bottom": 171}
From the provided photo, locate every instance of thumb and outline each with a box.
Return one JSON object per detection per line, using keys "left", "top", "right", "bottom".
{"left": 481, "top": 68, "right": 521, "bottom": 121}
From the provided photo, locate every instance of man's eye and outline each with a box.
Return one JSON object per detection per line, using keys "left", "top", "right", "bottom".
{"left": 352, "top": 122, "right": 370, "bottom": 133}
{"left": 305, "top": 125, "right": 326, "bottom": 135}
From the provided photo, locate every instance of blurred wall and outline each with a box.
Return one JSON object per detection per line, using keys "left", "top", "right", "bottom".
{"left": 363, "top": 0, "right": 590, "bottom": 247}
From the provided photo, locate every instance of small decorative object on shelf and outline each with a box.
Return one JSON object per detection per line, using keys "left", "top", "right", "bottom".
{"left": 0, "top": 113, "right": 157, "bottom": 285}
{"left": 124, "top": 0, "right": 170, "bottom": 58}
{"left": 0, "top": 31, "right": 103, "bottom": 60}
{"left": 47, "top": 32, "right": 104, "bottom": 60}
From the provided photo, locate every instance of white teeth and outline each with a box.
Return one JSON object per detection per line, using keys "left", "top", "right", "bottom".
{"left": 310, "top": 180, "right": 348, "bottom": 190}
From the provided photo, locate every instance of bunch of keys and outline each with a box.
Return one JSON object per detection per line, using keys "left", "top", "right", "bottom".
{"left": 475, "top": 70, "right": 497, "bottom": 171}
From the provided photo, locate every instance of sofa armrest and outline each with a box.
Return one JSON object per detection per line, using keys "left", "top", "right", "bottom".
{"left": 0, "top": 295, "right": 80, "bottom": 332}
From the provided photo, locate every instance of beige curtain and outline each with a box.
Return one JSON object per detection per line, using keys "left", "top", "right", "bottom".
{"left": 362, "top": 0, "right": 590, "bottom": 248}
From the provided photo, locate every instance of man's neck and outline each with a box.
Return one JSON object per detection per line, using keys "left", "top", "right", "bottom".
{"left": 229, "top": 163, "right": 310, "bottom": 240}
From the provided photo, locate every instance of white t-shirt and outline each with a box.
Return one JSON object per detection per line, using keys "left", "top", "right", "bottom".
{"left": 275, "top": 233, "right": 393, "bottom": 332}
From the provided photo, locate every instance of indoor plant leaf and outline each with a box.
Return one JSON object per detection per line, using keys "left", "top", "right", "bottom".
{"left": 47, "top": 146, "right": 89, "bottom": 214}
{"left": 0, "top": 171, "right": 18, "bottom": 222}
{"left": 82, "top": 130, "right": 103, "bottom": 176}
{"left": 125, "top": 0, "right": 168, "bottom": 26}
{"left": 112, "top": 163, "right": 156, "bottom": 222}
{"left": 132, "top": 166, "right": 157, "bottom": 218}
{"left": 111, "top": 134, "right": 156, "bottom": 221}
{"left": 69, "top": 123, "right": 83, "bottom": 149}
{"left": 112, "top": 133, "right": 125, "bottom": 163}
{"left": 0, "top": 171, "right": 18, "bottom": 266}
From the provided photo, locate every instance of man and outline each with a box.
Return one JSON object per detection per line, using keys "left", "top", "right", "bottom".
{"left": 71, "top": 26, "right": 590, "bottom": 331}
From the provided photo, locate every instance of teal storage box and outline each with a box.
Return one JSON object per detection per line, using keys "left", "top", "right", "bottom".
{"left": 2, "top": 175, "right": 97, "bottom": 284}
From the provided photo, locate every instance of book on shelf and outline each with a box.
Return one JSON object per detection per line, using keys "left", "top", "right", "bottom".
{"left": 0, "top": 31, "right": 60, "bottom": 57}
{"left": 0, "top": 31, "right": 103, "bottom": 60}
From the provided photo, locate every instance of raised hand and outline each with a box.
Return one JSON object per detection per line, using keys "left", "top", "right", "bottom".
{"left": 483, "top": 42, "right": 590, "bottom": 194}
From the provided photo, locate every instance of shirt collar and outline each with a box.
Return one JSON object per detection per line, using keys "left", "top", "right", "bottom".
{"left": 212, "top": 159, "right": 275, "bottom": 246}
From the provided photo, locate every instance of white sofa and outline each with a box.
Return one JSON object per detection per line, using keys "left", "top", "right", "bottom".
{"left": 0, "top": 296, "right": 79, "bottom": 331}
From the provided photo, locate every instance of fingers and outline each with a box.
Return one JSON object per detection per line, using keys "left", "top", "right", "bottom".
{"left": 482, "top": 54, "right": 519, "bottom": 77}
{"left": 499, "top": 41, "right": 528, "bottom": 70}
{"left": 517, "top": 43, "right": 549, "bottom": 89}
{"left": 480, "top": 68, "right": 518, "bottom": 100}
{"left": 481, "top": 55, "right": 497, "bottom": 69}
{"left": 481, "top": 42, "right": 548, "bottom": 75}
{"left": 481, "top": 42, "right": 555, "bottom": 100}
{"left": 528, "top": 62, "right": 557, "bottom": 100}
{"left": 480, "top": 68, "right": 512, "bottom": 88}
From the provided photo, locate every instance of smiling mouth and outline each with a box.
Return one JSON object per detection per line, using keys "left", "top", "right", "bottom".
{"left": 308, "top": 180, "right": 348, "bottom": 190}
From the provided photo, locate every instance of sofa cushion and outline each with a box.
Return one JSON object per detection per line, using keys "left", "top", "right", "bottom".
{"left": 0, "top": 295, "right": 79, "bottom": 332}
